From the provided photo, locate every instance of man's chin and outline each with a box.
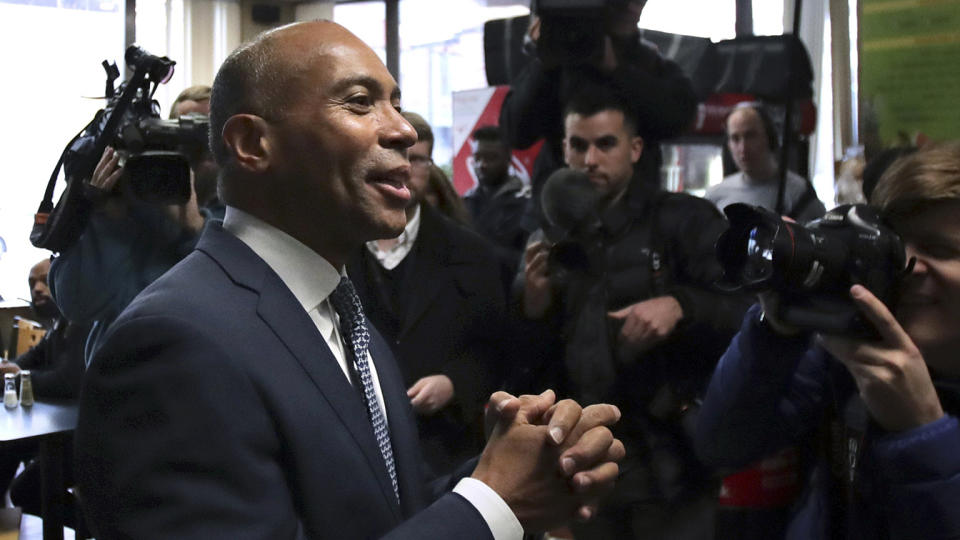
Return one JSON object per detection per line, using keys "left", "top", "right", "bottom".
{"left": 372, "top": 212, "right": 408, "bottom": 240}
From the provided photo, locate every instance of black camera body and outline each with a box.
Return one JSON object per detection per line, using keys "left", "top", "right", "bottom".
{"left": 534, "top": 0, "right": 631, "bottom": 66}
{"left": 115, "top": 113, "right": 209, "bottom": 204}
{"left": 716, "top": 203, "right": 912, "bottom": 335}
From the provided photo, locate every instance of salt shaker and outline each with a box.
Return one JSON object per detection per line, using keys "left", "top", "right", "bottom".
{"left": 4, "top": 373, "right": 17, "bottom": 409}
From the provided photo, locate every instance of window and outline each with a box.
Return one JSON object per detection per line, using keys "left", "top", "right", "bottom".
{"left": 0, "top": 0, "right": 124, "bottom": 302}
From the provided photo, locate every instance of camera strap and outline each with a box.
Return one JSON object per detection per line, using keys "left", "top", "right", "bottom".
{"left": 823, "top": 366, "right": 869, "bottom": 539}
{"left": 29, "top": 122, "right": 95, "bottom": 253}
{"left": 638, "top": 190, "right": 671, "bottom": 297}
{"left": 786, "top": 177, "right": 820, "bottom": 221}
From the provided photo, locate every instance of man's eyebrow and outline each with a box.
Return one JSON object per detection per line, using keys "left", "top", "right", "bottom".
{"left": 330, "top": 75, "right": 401, "bottom": 101}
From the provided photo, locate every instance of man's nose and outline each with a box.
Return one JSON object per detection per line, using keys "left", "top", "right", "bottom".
{"left": 584, "top": 145, "right": 601, "bottom": 166}
{"left": 382, "top": 108, "right": 417, "bottom": 150}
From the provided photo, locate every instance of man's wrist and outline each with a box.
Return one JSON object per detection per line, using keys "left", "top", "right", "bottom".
{"left": 453, "top": 477, "right": 524, "bottom": 540}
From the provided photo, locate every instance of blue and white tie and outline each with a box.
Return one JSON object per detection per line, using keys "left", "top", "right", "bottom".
{"left": 329, "top": 276, "right": 400, "bottom": 503}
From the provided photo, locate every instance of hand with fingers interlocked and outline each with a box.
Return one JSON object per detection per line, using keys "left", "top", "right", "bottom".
{"left": 473, "top": 389, "right": 625, "bottom": 533}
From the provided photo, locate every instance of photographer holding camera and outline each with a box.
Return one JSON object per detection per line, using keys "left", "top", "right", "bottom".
{"left": 49, "top": 85, "right": 215, "bottom": 366}
{"left": 517, "top": 90, "right": 749, "bottom": 539}
{"left": 500, "top": 0, "right": 697, "bottom": 223}
{"left": 695, "top": 142, "right": 960, "bottom": 539}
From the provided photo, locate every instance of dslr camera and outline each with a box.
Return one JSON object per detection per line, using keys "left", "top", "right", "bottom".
{"left": 32, "top": 46, "right": 205, "bottom": 252}
{"left": 534, "top": 0, "right": 633, "bottom": 66}
{"left": 716, "top": 203, "right": 913, "bottom": 335}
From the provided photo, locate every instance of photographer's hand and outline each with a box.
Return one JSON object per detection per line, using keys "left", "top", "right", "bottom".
{"left": 607, "top": 295, "right": 683, "bottom": 355}
{"left": 87, "top": 147, "right": 127, "bottom": 217}
{"left": 90, "top": 147, "right": 124, "bottom": 195}
{"left": 523, "top": 241, "right": 554, "bottom": 318}
{"left": 819, "top": 284, "right": 944, "bottom": 432}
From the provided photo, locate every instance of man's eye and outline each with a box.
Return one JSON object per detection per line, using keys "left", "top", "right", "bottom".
{"left": 347, "top": 95, "right": 373, "bottom": 108}
{"left": 919, "top": 242, "right": 960, "bottom": 259}
{"left": 596, "top": 138, "right": 617, "bottom": 150}
{"left": 569, "top": 140, "right": 588, "bottom": 152}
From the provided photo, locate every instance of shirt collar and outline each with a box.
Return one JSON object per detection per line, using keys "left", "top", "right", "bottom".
{"left": 222, "top": 205, "right": 341, "bottom": 314}
{"left": 364, "top": 203, "right": 421, "bottom": 266}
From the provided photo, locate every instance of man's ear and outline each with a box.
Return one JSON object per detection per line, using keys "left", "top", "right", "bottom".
{"left": 630, "top": 135, "right": 644, "bottom": 164}
{"left": 221, "top": 114, "right": 272, "bottom": 173}
{"left": 562, "top": 136, "right": 571, "bottom": 166}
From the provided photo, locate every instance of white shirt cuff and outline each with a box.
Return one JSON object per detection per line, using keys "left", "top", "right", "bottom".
{"left": 453, "top": 477, "right": 524, "bottom": 540}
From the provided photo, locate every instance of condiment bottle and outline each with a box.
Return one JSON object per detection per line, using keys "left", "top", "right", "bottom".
{"left": 18, "top": 370, "right": 34, "bottom": 407}
{"left": 4, "top": 373, "right": 18, "bottom": 409}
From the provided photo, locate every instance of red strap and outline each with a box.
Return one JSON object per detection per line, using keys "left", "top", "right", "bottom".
{"left": 718, "top": 448, "right": 801, "bottom": 508}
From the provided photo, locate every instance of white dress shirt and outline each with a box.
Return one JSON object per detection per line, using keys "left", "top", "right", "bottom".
{"left": 222, "top": 206, "right": 522, "bottom": 540}
{"left": 365, "top": 204, "right": 421, "bottom": 269}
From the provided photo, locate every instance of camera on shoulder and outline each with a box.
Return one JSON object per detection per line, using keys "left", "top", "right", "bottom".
{"left": 31, "top": 46, "right": 204, "bottom": 252}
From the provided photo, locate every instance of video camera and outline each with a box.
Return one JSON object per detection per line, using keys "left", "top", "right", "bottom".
{"left": 31, "top": 45, "right": 204, "bottom": 252}
{"left": 534, "top": 0, "right": 633, "bottom": 66}
{"left": 716, "top": 203, "right": 914, "bottom": 335}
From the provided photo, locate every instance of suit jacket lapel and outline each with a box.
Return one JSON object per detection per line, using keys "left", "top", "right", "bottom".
{"left": 197, "top": 225, "right": 403, "bottom": 519}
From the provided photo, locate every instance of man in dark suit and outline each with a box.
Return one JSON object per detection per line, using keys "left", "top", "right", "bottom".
{"left": 348, "top": 112, "right": 511, "bottom": 478}
{"left": 75, "top": 20, "right": 624, "bottom": 539}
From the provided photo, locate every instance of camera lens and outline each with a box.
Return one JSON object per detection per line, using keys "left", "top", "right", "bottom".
{"left": 743, "top": 225, "right": 775, "bottom": 282}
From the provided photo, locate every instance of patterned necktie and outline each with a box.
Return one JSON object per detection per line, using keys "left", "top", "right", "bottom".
{"left": 329, "top": 276, "right": 400, "bottom": 503}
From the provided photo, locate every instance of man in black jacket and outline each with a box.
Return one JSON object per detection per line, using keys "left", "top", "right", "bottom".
{"left": 348, "top": 113, "right": 513, "bottom": 478}
{"left": 463, "top": 125, "right": 531, "bottom": 261}
{"left": 518, "top": 92, "right": 748, "bottom": 539}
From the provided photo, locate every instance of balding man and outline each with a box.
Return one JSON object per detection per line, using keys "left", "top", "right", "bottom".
{"left": 75, "top": 21, "right": 623, "bottom": 540}
{"left": 705, "top": 103, "right": 825, "bottom": 223}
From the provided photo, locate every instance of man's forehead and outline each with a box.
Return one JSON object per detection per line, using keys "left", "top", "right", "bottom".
{"left": 274, "top": 22, "right": 398, "bottom": 95}
{"left": 476, "top": 140, "right": 506, "bottom": 151}
{"left": 727, "top": 108, "right": 762, "bottom": 131}
{"left": 565, "top": 110, "right": 626, "bottom": 134}
{"left": 30, "top": 260, "right": 50, "bottom": 275}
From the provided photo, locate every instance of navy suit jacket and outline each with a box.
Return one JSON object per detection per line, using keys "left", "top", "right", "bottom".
{"left": 76, "top": 223, "right": 493, "bottom": 539}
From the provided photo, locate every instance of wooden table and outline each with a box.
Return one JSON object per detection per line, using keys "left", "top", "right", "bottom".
{"left": 0, "top": 401, "right": 78, "bottom": 540}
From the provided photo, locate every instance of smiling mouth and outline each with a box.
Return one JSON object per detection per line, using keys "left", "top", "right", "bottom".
{"left": 369, "top": 167, "right": 412, "bottom": 202}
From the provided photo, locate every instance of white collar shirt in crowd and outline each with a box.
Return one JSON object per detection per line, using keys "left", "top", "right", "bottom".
{"left": 365, "top": 204, "right": 421, "bottom": 270}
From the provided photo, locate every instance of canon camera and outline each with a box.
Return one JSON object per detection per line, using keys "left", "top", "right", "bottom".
{"left": 716, "top": 203, "right": 914, "bottom": 335}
